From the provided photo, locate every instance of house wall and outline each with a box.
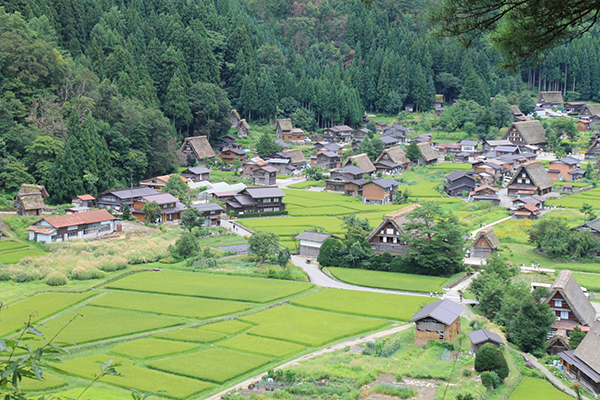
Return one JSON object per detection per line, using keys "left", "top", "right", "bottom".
{"left": 299, "top": 240, "right": 322, "bottom": 257}
{"left": 30, "top": 221, "right": 117, "bottom": 243}
{"left": 549, "top": 293, "right": 577, "bottom": 322}
{"left": 414, "top": 317, "right": 461, "bottom": 345}
{"left": 548, "top": 163, "right": 575, "bottom": 181}
{"left": 363, "top": 184, "right": 386, "bottom": 203}
{"left": 283, "top": 133, "right": 304, "bottom": 141}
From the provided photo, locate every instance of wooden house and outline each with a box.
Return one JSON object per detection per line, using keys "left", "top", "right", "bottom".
{"left": 241, "top": 157, "right": 268, "bottom": 178}
{"left": 436, "top": 143, "right": 461, "bottom": 155}
{"left": 225, "top": 186, "right": 286, "bottom": 215}
{"left": 295, "top": 231, "right": 338, "bottom": 257}
{"left": 513, "top": 204, "right": 541, "bottom": 219}
{"left": 324, "top": 125, "right": 353, "bottom": 141}
{"left": 564, "top": 102, "right": 585, "bottom": 114}
{"left": 444, "top": 172, "right": 476, "bottom": 197}
{"left": 285, "top": 128, "right": 305, "bottom": 142}
{"left": 410, "top": 299, "right": 466, "bottom": 345}
{"left": 417, "top": 143, "right": 439, "bottom": 166}
{"left": 72, "top": 194, "right": 95, "bottom": 208}
{"left": 375, "top": 122, "right": 387, "bottom": 132}
{"left": 579, "top": 104, "right": 600, "bottom": 125}
{"left": 380, "top": 135, "right": 400, "bottom": 149}
{"left": 507, "top": 161, "right": 554, "bottom": 196}
{"left": 546, "top": 270, "right": 597, "bottom": 332}
{"left": 181, "top": 166, "right": 211, "bottom": 182}
{"left": 537, "top": 91, "right": 564, "bottom": 109}
{"left": 282, "top": 149, "right": 307, "bottom": 168}
{"left": 97, "top": 186, "right": 157, "bottom": 213}
{"left": 548, "top": 156, "right": 585, "bottom": 181}
{"left": 362, "top": 178, "right": 399, "bottom": 205}
{"left": 15, "top": 184, "right": 49, "bottom": 216}
{"left": 367, "top": 204, "right": 420, "bottom": 255}
{"left": 586, "top": 139, "right": 600, "bottom": 160}
{"left": 345, "top": 153, "right": 376, "bottom": 174}
{"left": 382, "top": 124, "right": 410, "bottom": 142}
{"left": 404, "top": 104, "right": 415, "bottom": 113}
{"left": 572, "top": 217, "right": 600, "bottom": 240}
{"left": 511, "top": 105, "right": 524, "bottom": 121}
{"left": 213, "top": 135, "right": 239, "bottom": 152}
{"left": 316, "top": 151, "right": 341, "bottom": 170}
{"left": 140, "top": 174, "right": 190, "bottom": 192}
{"left": 131, "top": 193, "right": 187, "bottom": 222}
{"left": 190, "top": 203, "right": 223, "bottom": 226}
{"left": 468, "top": 329, "right": 504, "bottom": 353}
{"left": 275, "top": 118, "right": 293, "bottom": 139}
{"left": 559, "top": 320, "right": 600, "bottom": 395}
{"left": 374, "top": 147, "right": 410, "bottom": 174}
{"left": 237, "top": 119, "right": 250, "bottom": 137}
{"left": 252, "top": 166, "right": 278, "bottom": 186}
{"left": 470, "top": 227, "right": 500, "bottom": 258}
{"left": 501, "top": 121, "right": 548, "bottom": 150}
{"left": 482, "top": 139, "right": 514, "bottom": 152}
{"left": 547, "top": 330, "right": 570, "bottom": 355}
{"left": 326, "top": 166, "right": 366, "bottom": 196}
{"left": 27, "top": 209, "right": 120, "bottom": 243}
{"left": 230, "top": 109, "right": 241, "bottom": 128}
{"left": 577, "top": 119, "right": 590, "bottom": 132}
{"left": 220, "top": 147, "right": 247, "bottom": 164}
{"left": 179, "top": 136, "right": 216, "bottom": 164}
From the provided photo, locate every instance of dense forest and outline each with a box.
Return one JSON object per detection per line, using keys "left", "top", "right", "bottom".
{"left": 2, "top": 0, "right": 600, "bottom": 203}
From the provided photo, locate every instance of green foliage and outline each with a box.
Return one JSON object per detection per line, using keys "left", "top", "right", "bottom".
{"left": 508, "top": 377, "right": 574, "bottom": 400}
{"left": 406, "top": 140, "right": 421, "bottom": 162}
{"left": 170, "top": 231, "right": 200, "bottom": 260}
{"left": 256, "top": 132, "right": 283, "bottom": 158}
{"left": 248, "top": 230, "right": 280, "bottom": 262}
{"left": 480, "top": 371, "right": 494, "bottom": 389}
{"left": 579, "top": 202, "right": 596, "bottom": 222}
{"left": 162, "top": 175, "right": 188, "bottom": 202}
{"left": 475, "top": 344, "right": 509, "bottom": 380}
{"left": 509, "top": 298, "right": 555, "bottom": 353}
{"left": 278, "top": 247, "right": 291, "bottom": 268}
{"left": 569, "top": 326, "right": 586, "bottom": 349}
{"left": 359, "top": 137, "right": 385, "bottom": 161}
{"left": 141, "top": 201, "right": 162, "bottom": 224}
{"left": 122, "top": 204, "right": 132, "bottom": 221}
{"left": 317, "top": 238, "right": 345, "bottom": 267}
{"left": 529, "top": 217, "right": 600, "bottom": 258}
{"left": 371, "top": 384, "right": 415, "bottom": 398}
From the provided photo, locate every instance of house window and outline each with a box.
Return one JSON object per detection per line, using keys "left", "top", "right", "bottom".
{"left": 263, "top": 198, "right": 271, "bottom": 203}
{"left": 555, "top": 300, "right": 562, "bottom": 307}
{"left": 386, "top": 228, "right": 394, "bottom": 235}
{"left": 210, "top": 210, "right": 215, "bottom": 214}
{"left": 67, "top": 231, "right": 78, "bottom": 238}
{"left": 525, "top": 179, "right": 530, "bottom": 184}
{"left": 560, "top": 311, "right": 569, "bottom": 320}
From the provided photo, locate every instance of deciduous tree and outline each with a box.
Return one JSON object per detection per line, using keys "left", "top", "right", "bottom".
{"left": 248, "top": 230, "right": 280, "bottom": 263}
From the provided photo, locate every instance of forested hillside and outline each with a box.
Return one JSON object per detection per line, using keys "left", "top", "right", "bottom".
{"left": 1, "top": 0, "right": 600, "bottom": 203}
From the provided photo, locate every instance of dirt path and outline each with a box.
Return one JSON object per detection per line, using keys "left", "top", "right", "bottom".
{"left": 203, "top": 324, "right": 414, "bottom": 400}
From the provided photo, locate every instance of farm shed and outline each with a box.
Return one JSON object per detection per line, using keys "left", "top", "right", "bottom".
{"left": 468, "top": 328, "right": 504, "bottom": 353}
{"left": 547, "top": 330, "right": 570, "bottom": 356}
{"left": 295, "top": 231, "right": 338, "bottom": 257}
{"left": 410, "top": 299, "right": 466, "bottom": 345}
{"left": 470, "top": 228, "right": 500, "bottom": 259}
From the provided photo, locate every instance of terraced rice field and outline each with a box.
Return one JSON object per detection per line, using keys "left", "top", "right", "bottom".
{"left": 548, "top": 187, "right": 600, "bottom": 209}
{"left": 328, "top": 267, "right": 449, "bottom": 293}
{"left": 508, "top": 377, "right": 573, "bottom": 400}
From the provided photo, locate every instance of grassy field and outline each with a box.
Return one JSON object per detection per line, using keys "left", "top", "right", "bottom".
{"left": 90, "top": 291, "right": 251, "bottom": 319}
{"left": 240, "top": 305, "right": 388, "bottom": 346}
{"left": 200, "top": 319, "right": 252, "bottom": 334}
{"left": 55, "top": 355, "right": 213, "bottom": 399}
{"left": 287, "top": 180, "right": 323, "bottom": 189}
{"left": 572, "top": 271, "right": 600, "bottom": 291}
{"left": 0, "top": 291, "right": 96, "bottom": 337}
{"left": 328, "top": 267, "right": 449, "bottom": 293}
{"left": 290, "top": 288, "right": 435, "bottom": 320}
{"left": 0, "top": 248, "right": 46, "bottom": 264}
{"left": 146, "top": 348, "right": 271, "bottom": 384}
{"left": 109, "top": 338, "right": 199, "bottom": 359}
{"left": 0, "top": 240, "right": 27, "bottom": 251}
{"left": 218, "top": 335, "right": 305, "bottom": 357}
{"left": 155, "top": 328, "right": 226, "bottom": 343}
{"left": 106, "top": 270, "right": 313, "bottom": 303}
{"left": 548, "top": 187, "right": 600, "bottom": 209}
{"left": 503, "top": 243, "right": 600, "bottom": 273}
{"left": 508, "top": 377, "right": 573, "bottom": 400}
{"left": 403, "top": 181, "right": 443, "bottom": 198}
{"left": 283, "top": 189, "right": 403, "bottom": 216}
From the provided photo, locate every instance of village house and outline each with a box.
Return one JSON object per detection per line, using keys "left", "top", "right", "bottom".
{"left": 362, "top": 178, "right": 399, "bottom": 204}
{"left": 482, "top": 139, "right": 514, "bottom": 152}
{"left": 237, "top": 119, "right": 250, "bottom": 137}
{"left": 220, "top": 147, "right": 247, "bottom": 165}
{"left": 295, "top": 231, "right": 339, "bottom": 257}
{"left": 316, "top": 151, "right": 341, "bottom": 170}
{"left": 15, "top": 184, "right": 48, "bottom": 216}
{"left": 326, "top": 165, "right": 366, "bottom": 196}
{"left": 252, "top": 166, "right": 278, "bottom": 186}
{"left": 404, "top": 103, "right": 415, "bottom": 113}
{"left": 241, "top": 157, "right": 268, "bottom": 178}
{"left": 433, "top": 94, "right": 445, "bottom": 116}
{"left": 264, "top": 156, "right": 295, "bottom": 175}
{"left": 577, "top": 119, "right": 590, "bottom": 132}
{"left": 27, "top": 209, "right": 120, "bottom": 243}
{"left": 324, "top": 125, "right": 353, "bottom": 141}
{"left": 367, "top": 204, "right": 420, "bottom": 255}
{"left": 469, "top": 329, "right": 505, "bottom": 354}
{"left": 469, "top": 227, "right": 500, "bottom": 259}
{"left": 181, "top": 166, "right": 211, "bottom": 182}
{"left": 537, "top": 91, "right": 564, "bottom": 109}
{"left": 444, "top": 172, "right": 476, "bottom": 197}
{"left": 317, "top": 142, "right": 344, "bottom": 156}
{"left": 586, "top": 138, "right": 600, "bottom": 159}
{"left": 382, "top": 124, "right": 410, "bottom": 142}
{"left": 469, "top": 185, "right": 501, "bottom": 206}
{"left": 380, "top": 135, "right": 401, "bottom": 149}
{"left": 545, "top": 270, "right": 596, "bottom": 333}
{"left": 511, "top": 105, "right": 524, "bottom": 121}
{"left": 436, "top": 143, "right": 461, "bottom": 155}
{"left": 374, "top": 147, "right": 410, "bottom": 174}
{"left": 276, "top": 139, "right": 290, "bottom": 149}
{"left": 225, "top": 186, "right": 286, "bottom": 215}
{"left": 410, "top": 299, "right": 466, "bottom": 345}
{"left": 282, "top": 149, "right": 307, "bottom": 168}
{"left": 564, "top": 102, "right": 586, "bottom": 114}
{"left": 501, "top": 120, "right": 548, "bottom": 150}
{"left": 132, "top": 192, "right": 187, "bottom": 222}
{"left": 276, "top": 118, "right": 293, "bottom": 139}
{"left": 140, "top": 174, "right": 190, "bottom": 191}
{"left": 0, "top": 218, "right": 5, "bottom": 238}
{"left": 471, "top": 160, "right": 507, "bottom": 184}
{"left": 506, "top": 161, "right": 554, "bottom": 196}
{"left": 559, "top": 320, "right": 600, "bottom": 395}
{"left": 513, "top": 204, "right": 541, "bottom": 219}
{"left": 375, "top": 122, "right": 388, "bottom": 132}
{"left": 72, "top": 194, "right": 95, "bottom": 208}
{"left": 345, "top": 153, "right": 376, "bottom": 175}
{"left": 459, "top": 139, "right": 478, "bottom": 153}
{"left": 417, "top": 143, "right": 440, "bottom": 166}
{"left": 97, "top": 186, "right": 157, "bottom": 212}
{"left": 179, "top": 136, "right": 216, "bottom": 164}
{"left": 548, "top": 156, "right": 586, "bottom": 181}
{"left": 213, "top": 135, "right": 239, "bottom": 152}
{"left": 579, "top": 104, "right": 600, "bottom": 126}
{"left": 190, "top": 203, "right": 223, "bottom": 226}
{"left": 512, "top": 195, "right": 546, "bottom": 211}
{"left": 230, "top": 109, "right": 241, "bottom": 129}
{"left": 493, "top": 145, "right": 521, "bottom": 156}
{"left": 572, "top": 217, "right": 600, "bottom": 239}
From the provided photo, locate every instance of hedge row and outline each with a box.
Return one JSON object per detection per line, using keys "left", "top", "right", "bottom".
{"left": 236, "top": 210, "right": 289, "bottom": 219}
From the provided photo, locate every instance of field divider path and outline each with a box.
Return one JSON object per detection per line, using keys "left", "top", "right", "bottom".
{"left": 203, "top": 323, "right": 414, "bottom": 400}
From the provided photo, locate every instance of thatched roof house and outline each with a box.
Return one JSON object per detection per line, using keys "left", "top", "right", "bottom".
{"left": 502, "top": 120, "right": 548, "bottom": 148}
{"left": 230, "top": 109, "right": 241, "bottom": 127}
{"left": 15, "top": 184, "right": 49, "bottom": 216}
{"left": 282, "top": 149, "right": 307, "bottom": 166}
{"left": 237, "top": 119, "right": 250, "bottom": 137}
{"left": 581, "top": 104, "right": 600, "bottom": 118}
{"left": 345, "top": 153, "right": 376, "bottom": 174}
{"left": 179, "top": 136, "right": 216, "bottom": 163}
{"left": 470, "top": 227, "right": 501, "bottom": 258}
{"left": 537, "top": 91, "right": 564, "bottom": 107}
{"left": 547, "top": 330, "right": 570, "bottom": 356}
{"left": 545, "top": 270, "right": 596, "bottom": 330}
{"left": 559, "top": 321, "right": 600, "bottom": 394}
{"left": 367, "top": 204, "right": 421, "bottom": 255}
{"left": 417, "top": 143, "right": 439, "bottom": 165}
{"left": 506, "top": 161, "right": 554, "bottom": 195}
{"left": 511, "top": 105, "right": 523, "bottom": 116}
{"left": 376, "top": 146, "right": 410, "bottom": 166}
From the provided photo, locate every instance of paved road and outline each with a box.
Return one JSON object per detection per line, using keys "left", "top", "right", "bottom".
{"left": 470, "top": 216, "right": 512, "bottom": 239}
{"left": 276, "top": 177, "right": 306, "bottom": 188}
{"left": 221, "top": 219, "right": 253, "bottom": 237}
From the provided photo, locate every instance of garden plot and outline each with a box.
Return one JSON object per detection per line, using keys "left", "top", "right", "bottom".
{"left": 90, "top": 291, "right": 251, "bottom": 319}
{"left": 218, "top": 335, "right": 305, "bottom": 358}
{"left": 0, "top": 291, "right": 96, "bottom": 337}
{"left": 290, "top": 288, "right": 435, "bottom": 321}
{"left": 508, "top": 377, "right": 573, "bottom": 400}
{"left": 240, "top": 305, "right": 387, "bottom": 346}
{"left": 31, "top": 306, "right": 184, "bottom": 346}
{"left": 328, "top": 267, "right": 448, "bottom": 293}
{"left": 106, "top": 270, "right": 313, "bottom": 303}
{"left": 109, "top": 338, "right": 200, "bottom": 359}
{"left": 199, "top": 319, "right": 252, "bottom": 334}
{"left": 55, "top": 355, "right": 212, "bottom": 399}
{"left": 146, "top": 348, "right": 271, "bottom": 384}
{"left": 155, "top": 328, "right": 226, "bottom": 343}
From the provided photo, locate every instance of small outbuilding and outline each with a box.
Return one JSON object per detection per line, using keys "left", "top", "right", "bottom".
{"left": 294, "top": 231, "right": 338, "bottom": 257}
{"left": 470, "top": 228, "right": 501, "bottom": 259}
{"left": 469, "top": 328, "right": 505, "bottom": 353}
{"left": 15, "top": 184, "right": 49, "bottom": 216}
{"left": 547, "top": 330, "right": 570, "bottom": 356}
{"left": 410, "top": 299, "right": 466, "bottom": 345}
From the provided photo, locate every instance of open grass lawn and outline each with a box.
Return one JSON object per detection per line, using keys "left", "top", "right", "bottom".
{"left": 0, "top": 240, "right": 27, "bottom": 251}
{"left": 146, "top": 348, "right": 271, "bottom": 384}
{"left": 106, "top": 270, "right": 313, "bottom": 303}
{"left": 328, "top": 267, "right": 448, "bottom": 293}
{"left": 52, "top": 387, "right": 135, "bottom": 400}
{"left": 218, "top": 335, "right": 305, "bottom": 358}
{"left": 90, "top": 291, "right": 251, "bottom": 319}
{"left": 55, "top": 355, "right": 213, "bottom": 399}
{"left": 504, "top": 243, "right": 600, "bottom": 273}
{"left": 493, "top": 219, "right": 534, "bottom": 244}
{"left": 548, "top": 187, "right": 600, "bottom": 209}
{"left": 0, "top": 248, "right": 46, "bottom": 264}
{"left": 0, "top": 292, "right": 96, "bottom": 338}
{"left": 290, "top": 288, "right": 435, "bottom": 321}
{"left": 19, "top": 373, "right": 68, "bottom": 391}
{"left": 572, "top": 271, "right": 600, "bottom": 291}
{"left": 155, "top": 328, "right": 226, "bottom": 343}
{"left": 508, "top": 377, "right": 573, "bottom": 400}
{"left": 200, "top": 319, "right": 252, "bottom": 334}
{"left": 403, "top": 181, "right": 443, "bottom": 198}
{"left": 240, "top": 305, "right": 387, "bottom": 347}
{"left": 109, "top": 338, "right": 200, "bottom": 359}
{"left": 34, "top": 306, "right": 184, "bottom": 346}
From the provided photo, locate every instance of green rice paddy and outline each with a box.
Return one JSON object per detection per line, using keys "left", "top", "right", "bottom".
{"left": 0, "top": 248, "right": 46, "bottom": 264}
{"left": 328, "top": 267, "right": 449, "bottom": 293}
{"left": 218, "top": 335, "right": 305, "bottom": 358}
{"left": 109, "top": 338, "right": 200, "bottom": 359}
{"left": 154, "top": 328, "right": 227, "bottom": 343}
{"left": 508, "top": 377, "right": 573, "bottom": 400}
{"left": 547, "top": 187, "right": 600, "bottom": 209}
{"left": 0, "top": 240, "right": 27, "bottom": 252}
{"left": 199, "top": 319, "right": 252, "bottom": 334}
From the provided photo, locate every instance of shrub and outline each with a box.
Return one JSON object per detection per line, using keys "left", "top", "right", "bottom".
{"left": 475, "top": 343, "right": 509, "bottom": 380}
{"left": 0, "top": 269, "right": 10, "bottom": 281}
{"left": 371, "top": 384, "right": 416, "bottom": 398}
{"left": 100, "top": 261, "right": 118, "bottom": 272}
{"left": 481, "top": 371, "right": 494, "bottom": 389}
{"left": 46, "top": 272, "right": 68, "bottom": 286}
{"left": 462, "top": 369, "right": 472, "bottom": 377}
{"left": 87, "top": 268, "right": 104, "bottom": 279}
{"left": 13, "top": 271, "right": 33, "bottom": 282}
{"left": 71, "top": 267, "right": 89, "bottom": 280}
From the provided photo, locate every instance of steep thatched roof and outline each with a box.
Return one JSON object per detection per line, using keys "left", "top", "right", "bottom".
{"left": 547, "top": 331, "right": 569, "bottom": 352}
{"left": 548, "top": 270, "right": 596, "bottom": 327}
{"left": 513, "top": 120, "right": 547, "bottom": 145}
{"left": 574, "top": 320, "right": 600, "bottom": 372}
{"left": 15, "top": 184, "right": 48, "bottom": 211}
{"left": 418, "top": 143, "right": 439, "bottom": 161}
{"left": 538, "top": 91, "right": 564, "bottom": 104}
{"left": 282, "top": 149, "right": 307, "bottom": 164}
{"left": 180, "top": 136, "right": 216, "bottom": 160}
{"left": 345, "top": 153, "right": 376, "bottom": 173}
{"left": 515, "top": 161, "right": 553, "bottom": 190}
{"left": 472, "top": 227, "right": 501, "bottom": 250}
{"left": 366, "top": 204, "right": 421, "bottom": 242}
{"left": 583, "top": 104, "right": 600, "bottom": 116}
{"left": 376, "top": 146, "right": 410, "bottom": 165}
{"left": 276, "top": 118, "right": 293, "bottom": 131}
{"left": 511, "top": 105, "right": 522, "bottom": 115}
{"left": 17, "top": 184, "right": 48, "bottom": 198}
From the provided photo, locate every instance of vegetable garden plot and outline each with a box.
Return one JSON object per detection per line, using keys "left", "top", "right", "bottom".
{"left": 109, "top": 338, "right": 200, "bottom": 359}
{"left": 240, "top": 306, "right": 387, "bottom": 346}
{"left": 107, "top": 270, "right": 313, "bottom": 303}
{"left": 146, "top": 348, "right": 271, "bottom": 384}
{"left": 90, "top": 291, "right": 251, "bottom": 319}
{"left": 290, "top": 288, "right": 436, "bottom": 320}
{"left": 218, "top": 335, "right": 305, "bottom": 357}
{"left": 55, "top": 355, "right": 212, "bottom": 399}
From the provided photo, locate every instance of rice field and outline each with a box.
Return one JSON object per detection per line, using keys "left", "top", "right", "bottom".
{"left": 199, "top": 319, "right": 252, "bottom": 334}
{"left": 218, "top": 335, "right": 305, "bottom": 358}
{"left": 548, "top": 187, "right": 600, "bottom": 209}
{"left": 290, "top": 288, "right": 435, "bottom": 320}
{"left": 508, "top": 377, "right": 573, "bottom": 400}
{"left": 0, "top": 240, "right": 27, "bottom": 252}
{"left": 154, "top": 328, "right": 227, "bottom": 343}
{"left": 0, "top": 249, "right": 46, "bottom": 264}
{"left": 19, "top": 374, "right": 68, "bottom": 392}
{"left": 109, "top": 338, "right": 200, "bottom": 359}
{"left": 327, "top": 267, "right": 448, "bottom": 293}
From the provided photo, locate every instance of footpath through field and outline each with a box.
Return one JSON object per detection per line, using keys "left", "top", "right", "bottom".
{"left": 203, "top": 323, "right": 414, "bottom": 400}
